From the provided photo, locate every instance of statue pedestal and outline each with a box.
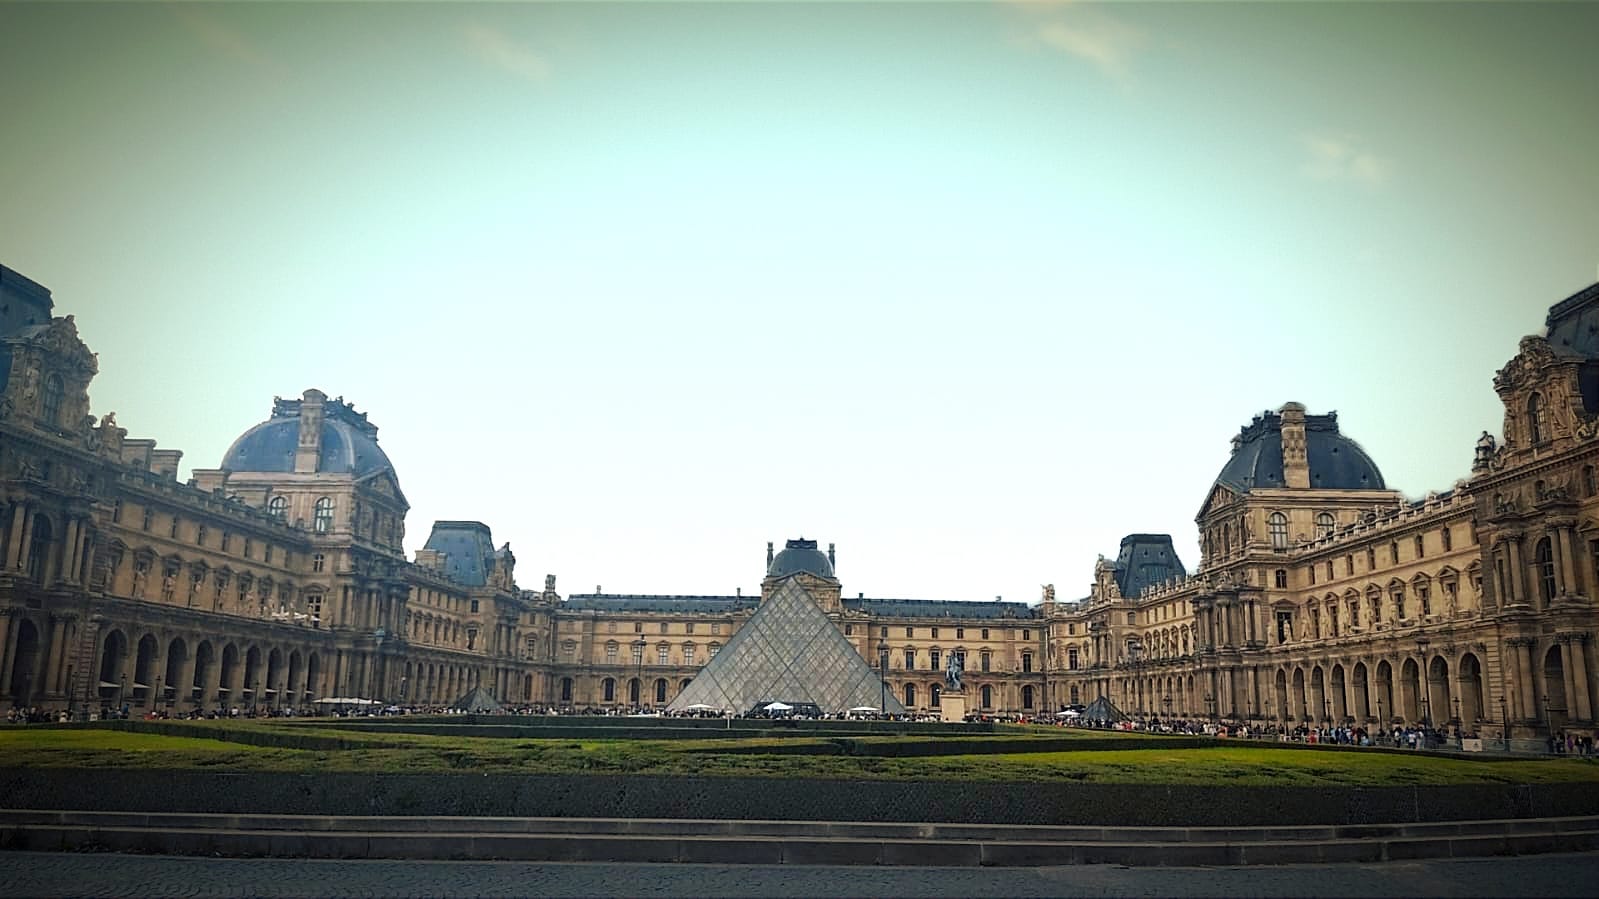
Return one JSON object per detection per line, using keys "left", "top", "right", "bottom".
{"left": 940, "top": 690, "right": 967, "bottom": 723}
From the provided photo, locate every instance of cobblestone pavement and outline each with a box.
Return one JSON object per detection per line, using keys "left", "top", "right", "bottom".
{"left": 3, "top": 850, "right": 1596, "bottom": 898}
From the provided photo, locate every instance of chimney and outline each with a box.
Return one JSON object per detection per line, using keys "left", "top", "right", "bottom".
{"left": 294, "top": 389, "right": 327, "bottom": 474}
{"left": 1279, "top": 402, "right": 1310, "bottom": 488}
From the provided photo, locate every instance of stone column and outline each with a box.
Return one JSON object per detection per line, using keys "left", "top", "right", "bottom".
{"left": 0, "top": 610, "right": 15, "bottom": 694}
{"left": 43, "top": 614, "right": 68, "bottom": 695}
{"left": 178, "top": 644, "right": 199, "bottom": 706}
{"left": 4, "top": 503, "right": 26, "bottom": 571}
{"left": 1507, "top": 539, "right": 1525, "bottom": 605}
{"left": 1516, "top": 640, "right": 1537, "bottom": 722}
{"left": 1558, "top": 528, "right": 1579, "bottom": 598}
{"left": 58, "top": 518, "right": 80, "bottom": 585}
{"left": 1570, "top": 635, "right": 1593, "bottom": 721}
{"left": 15, "top": 510, "right": 36, "bottom": 576}
{"left": 1561, "top": 637, "right": 1580, "bottom": 721}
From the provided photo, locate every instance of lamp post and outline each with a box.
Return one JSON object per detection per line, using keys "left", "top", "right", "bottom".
{"left": 1205, "top": 692, "right": 1216, "bottom": 724}
{"left": 118, "top": 673, "right": 127, "bottom": 717}
{"left": 1543, "top": 694, "right": 1553, "bottom": 741}
{"left": 154, "top": 676, "right": 163, "bottom": 716}
{"left": 1500, "top": 694, "right": 1510, "bottom": 751}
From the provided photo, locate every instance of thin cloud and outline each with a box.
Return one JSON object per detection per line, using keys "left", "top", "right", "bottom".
{"left": 1301, "top": 134, "right": 1392, "bottom": 186}
{"left": 172, "top": 6, "right": 269, "bottom": 67}
{"left": 462, "top": 23, "right": 549, "bottom": 83}
{"left": 1020, "top": 5, "right": 1145, "bottom": 81}
{"left": 1029, "top": 13, "right": 1144, "bottom": 78}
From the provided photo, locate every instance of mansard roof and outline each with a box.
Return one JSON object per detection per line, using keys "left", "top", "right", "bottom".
{"left": 842, "top": 597, "right": 1042, "bottom": 620}
{"left": 561, "top": 594, "right": 758, "bottom": 615}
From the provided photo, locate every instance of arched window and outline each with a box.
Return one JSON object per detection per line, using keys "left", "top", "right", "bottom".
{"left": 312, "top": 497, "right": 334, "bottom": 534}
{"left": 1268, "top": 513, "right": 1289, "bottom": 550}
{"left": 1527, "top": 393, "right": 1546, "bottom": 444}
{"left": 1315, "top": 513, "right": 1335, "bottom": 539}
{"left": 980, "top": 684, "right": 992, "bottom": 708}
{"left": 268, "top": 496, "right": 287, "bottom": 520}
{"left": 40, "top": 373, "right": 63, "bottom": 425}
{"left": 904, "top": 683, "right": 916, "bottom": 707}
{"left": 1536, "top": 537, "right": 1556, "bottom": 603}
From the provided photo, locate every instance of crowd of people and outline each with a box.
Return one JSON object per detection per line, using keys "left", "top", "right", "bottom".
{"left": 4, "top": 702, "right": 1595, "bottom": 757}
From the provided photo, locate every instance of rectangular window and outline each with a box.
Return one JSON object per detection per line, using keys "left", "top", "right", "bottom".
{"left": 1326, "top": 561, "right": 1334, "bottom": 581}
{"left": 1067, "top": 623, "right": 1075, "bottom": 635}
{"left": 844, "top": 624, "right": 853, "bottom": 636}
{"left": 685, "top": 622, "right": 695, "bottom": 634}
{"left": 904, "top": 649, "right": 915, "bottom": 669}
{"left": 659, "top": 622, "right": 668, "bottom": 634}
{"left": 1367, "top": 547, "right": 1376, "bottom": 570}
{"left": 1021, "top": 652, "right": 1033, "bottom": 673}
{"left": 470, "top": 599, "right": 479, "bottom": 613}
{"left": 1275, "top": 569, "right": 1288, "bottom": 589}
{"left": 1022, "top": 629, "right": 1030, "bottom": 640}
{"left": 1068, "top": 648, "right": 1079, "bottom": 670}
{"left": 1276, "top": 610, "right": 1293, "bottom": 644}
{"left": 712, "top": 623, "right": 721, "bottom": 635}
{"left": 221, "top": 532, "right": 231, "bottom": 553}
{"left": 1441, "top": 527, "right": 1453, "bottom": 551}
{"left": 142, "top": 508, "right": 152, "bottom": 531}
{"left": 264, "top": 544, "right": 273, "bottom": 564}
{"left": 905, "top": 626, "right": 914, "bottom": 638}
{"left": 631, "top": 644, "right": 643, "bottom": 665}
{"left": 243, "top": 539, "right": 252, "bottom": 560}
{"left": 1414, "top": 535, "right": 1425, "bottom": 559}
{"left": 170, "top": 516, "right": 180, "bottom": 539}
{"left": 929, "top": 649, "right": 941, "bottom": 670}
{"left": 634, "top": 622, "right": 643, "bottom": 633}
{"left": 1309, "top": 566, "right": 1317, "bottom": 586}
{"left": 657, "top": 645, "right": 669, "bottom": 665}
{"left": 196, "top": 526, "right": 207, "bottom": 547}
{"left": 980, "top": 651, "right": 991, "bottom": 672}
{"left": 684, "top": 645, "right": 696, "bottom": 666}
{"left": 931, "top": 627, "right": 939, "bottom": 638}
{"left": 981, "top": 628, "right": 990, "bottom": 640}
{"left": 1346, "top": 555, "right": 1355, "bottom": 577}
{"left": 956, "top": 628, "right": 965, "bottom": 639}
{"left": 1348, "top": 600, "right": 1359, "bottom": 629}
{"left": 880, "top": 627, "right": 888, "bottom": 638}
{"left": 605, "top": 644, "right": 618, "bottom": 664}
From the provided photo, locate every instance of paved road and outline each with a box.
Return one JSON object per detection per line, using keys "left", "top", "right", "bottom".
{"left": 5, "top": 850, "right": 1599, "bottom": 898}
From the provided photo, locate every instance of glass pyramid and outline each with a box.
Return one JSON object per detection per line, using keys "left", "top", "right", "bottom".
{"left": 666, "top": 577, "right": 906, "bottom": 715}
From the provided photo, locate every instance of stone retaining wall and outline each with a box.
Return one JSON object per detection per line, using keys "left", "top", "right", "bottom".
{"left": 2, "top": 769, "right": 1595, "bottom": 827}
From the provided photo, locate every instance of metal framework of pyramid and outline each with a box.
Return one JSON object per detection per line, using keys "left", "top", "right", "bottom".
{"left": 666, "top": 577, "right": 906, "bottom": 715}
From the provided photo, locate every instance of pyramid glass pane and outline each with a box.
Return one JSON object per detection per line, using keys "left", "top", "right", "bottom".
{"left": 667, "top": 578, "right": 906, "bottom": 715}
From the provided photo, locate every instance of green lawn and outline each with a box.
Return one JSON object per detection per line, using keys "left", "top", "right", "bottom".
{"left": 0, "top": 724, "right": 1594, "bottom": 786}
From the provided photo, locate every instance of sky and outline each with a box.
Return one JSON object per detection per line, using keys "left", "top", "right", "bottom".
{"left": 3, "top": 2, "right": 1597, "bottom": 606}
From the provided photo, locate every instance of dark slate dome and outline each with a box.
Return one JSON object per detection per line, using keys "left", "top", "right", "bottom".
{"left": 768, "top": 538, "right": 835, "bottom": 579}
{"left": 221, "top": 392, "right": 395, "bottom": 479}
{"left": 1213, "top": 406, "right": 1385, "bottom": 492}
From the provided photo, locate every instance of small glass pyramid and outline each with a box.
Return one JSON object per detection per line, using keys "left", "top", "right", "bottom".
{"left": 667, "top": 576, "right": 907, "bottom": 715}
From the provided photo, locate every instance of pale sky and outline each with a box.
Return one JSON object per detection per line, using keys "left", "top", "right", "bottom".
{"left": 3, "top": 2, "right": 1597, "bottom": 606}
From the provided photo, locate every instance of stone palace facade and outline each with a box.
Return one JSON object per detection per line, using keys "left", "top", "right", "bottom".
{"left": 1, "top": 262, "right": 1596, "bottom": 745}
